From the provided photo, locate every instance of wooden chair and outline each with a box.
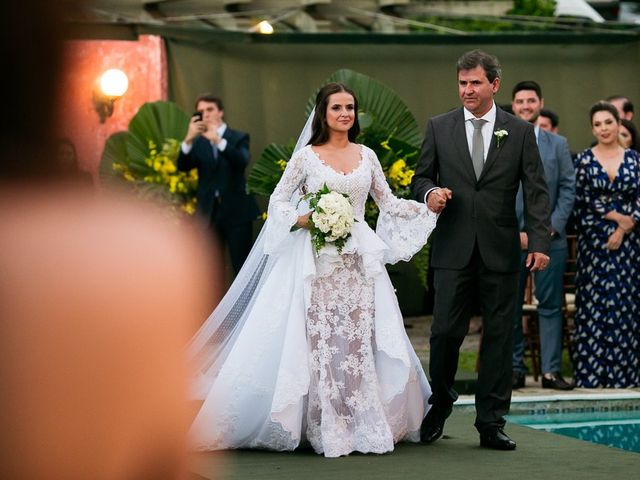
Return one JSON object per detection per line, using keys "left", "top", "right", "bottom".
{"left": 521, "top": 272, "right": 541, "bottom": 381}
{"left": 474, "top": 270, "right": 540, "bottom": 377}
{"left": 475, "top": 236, "right": 578, "bottom": 377}
{"left": 562, "top": 234, "right": 578, "bottom": 353}
{"left": 521, "top": 234, "right": 578, "bottom": 381}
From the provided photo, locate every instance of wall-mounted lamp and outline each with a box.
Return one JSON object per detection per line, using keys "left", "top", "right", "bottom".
{"left": 93, "top": 68, "right": 129, "bottom": 123}
{"left": 252, "top": 20, "right": 274, "bottom": 34}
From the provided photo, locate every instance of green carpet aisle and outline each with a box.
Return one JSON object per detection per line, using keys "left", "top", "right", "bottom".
{"left": 188, "top": 412, "right": 640, "bottom": 480}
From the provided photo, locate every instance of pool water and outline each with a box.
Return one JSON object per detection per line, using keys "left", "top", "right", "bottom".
{"left": 509, "top": 410, "right": 640, "bottom": 453}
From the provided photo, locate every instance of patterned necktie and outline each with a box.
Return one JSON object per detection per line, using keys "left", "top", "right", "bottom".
{"left": 470, "top": 118, "right": 487, "bottom": 180}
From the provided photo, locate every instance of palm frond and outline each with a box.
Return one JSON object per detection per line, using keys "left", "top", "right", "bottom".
{"left": 247, "top": 143, "right": 294, "bottom": 197}
{"left": 99, "top": 131, "right": 129, "bottom": 182}
{"left": 127, "top": 101, "right": 190, "bottom": 165}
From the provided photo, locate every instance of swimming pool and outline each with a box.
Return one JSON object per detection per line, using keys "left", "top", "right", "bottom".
{"left": 505, "top": 394, "right": 640, "bottom": 453}
{"left": 508, "top": 410, "right": 640, "bottom": 453}
{"left": 455, "top": 393, "right": 640, "bottom": 453}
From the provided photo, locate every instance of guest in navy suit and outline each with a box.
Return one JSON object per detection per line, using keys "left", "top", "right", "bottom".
{"left": 178, "top": 94, "right": 259, "bottom": 274}
{"left": 510, "top": 81, "right": 576, "bottom": 391}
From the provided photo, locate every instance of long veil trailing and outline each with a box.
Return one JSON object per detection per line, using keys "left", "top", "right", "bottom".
{"left": 186, "top": 109, "right": 316, "bottom": 399}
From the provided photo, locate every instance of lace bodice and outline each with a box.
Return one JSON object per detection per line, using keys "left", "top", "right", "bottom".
{"left": 264, "top": 144, "right": 436, "bottom": 263}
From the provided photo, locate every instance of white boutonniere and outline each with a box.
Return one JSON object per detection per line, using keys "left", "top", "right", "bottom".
{"left": 494, "top": 129, "right": 508, "bottom": 148}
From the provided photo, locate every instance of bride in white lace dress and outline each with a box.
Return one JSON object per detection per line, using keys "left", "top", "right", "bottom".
{"left": 187, "top": 83, "right": 438, "bottom": 458}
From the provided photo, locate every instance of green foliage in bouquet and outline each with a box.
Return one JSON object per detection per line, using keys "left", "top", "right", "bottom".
{"left": 248, "top": 69, "right": 431, "bottom": 288}
{"left": 99, "top": 101, "right": 198, "bottom": 215}
{"left": 302, "top": 183, "right": 355, "bottom": 255}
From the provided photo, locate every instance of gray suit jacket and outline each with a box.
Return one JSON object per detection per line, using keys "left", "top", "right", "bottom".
{"left": 516, "top": 128, "right": 575, "bottom": 251}
{"left": 411, "top": 106, "right": 551, "bottom": 273}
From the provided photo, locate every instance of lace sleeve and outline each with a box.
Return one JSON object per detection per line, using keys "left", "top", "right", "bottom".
{"left": 367, "top": 147, "right": 438, "bottom": 264}
{"left": 264, "top": 149, "right": 307, "bottom": 254}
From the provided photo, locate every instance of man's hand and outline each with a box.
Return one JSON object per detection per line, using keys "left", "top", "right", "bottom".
{"left": 426, "top": 188, "right": 452, "bottom": 214}
{"left": 519, "top": 232, "right": 528, "bottom": 250}
{"left": 201, "top": 120, "right": 222, "bottom": 144}
{"left": 605, "top": 227, "right": 625, "bottom": 250}
{"left": 184, "top": 116, "right": 206, "bottom": 145}
{"left": 526, "top": 252, "right": 550, "bottom": 272}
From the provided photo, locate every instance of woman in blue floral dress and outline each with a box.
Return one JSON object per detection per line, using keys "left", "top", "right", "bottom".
{"left": 572, "top": 101, "right": 640, "bottom": 388}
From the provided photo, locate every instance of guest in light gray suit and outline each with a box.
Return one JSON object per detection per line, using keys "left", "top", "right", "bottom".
{"left": 510, "top": 81, "right": 576, "bottom": 390}
{"left": 411, "top": 51, "right": 551, "bottom": 451}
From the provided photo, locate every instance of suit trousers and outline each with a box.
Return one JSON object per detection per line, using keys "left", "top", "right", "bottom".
{"left": 211, "top": 221, "right": 254, "bottom": 275}
{"left": 429, "top": 243, "right": 519, "bottom": 434}
{"left": 512, "top": 247, "right": 567, "bottom": 374}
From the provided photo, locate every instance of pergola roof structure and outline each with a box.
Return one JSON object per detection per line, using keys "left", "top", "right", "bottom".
{"left": 68, "top": 0, "right": 638, "bottom": 40}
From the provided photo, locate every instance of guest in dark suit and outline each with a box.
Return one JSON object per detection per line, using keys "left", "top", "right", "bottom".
{"left": 411, "top": 50, "right": 551, "bottom": 450}
{"left": 178, "top": 94, "right": 260, "bottom": 274}
{"left": 510, "top": 81, "right": 575, "bottom": 391}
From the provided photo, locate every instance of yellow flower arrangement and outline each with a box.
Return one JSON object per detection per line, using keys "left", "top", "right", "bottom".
{"left": 387, "top": 158, "right": 415, "bottom": 190}
{"left": 276, "top": 159, "right": 288, "bottom": 171}
{"left": 111, "top": 138, "right": 198, "bottom": 215}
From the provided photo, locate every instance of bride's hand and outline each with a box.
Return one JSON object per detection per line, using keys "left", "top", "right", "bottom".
{"left": 296, "top": 212, "right": 312, "bottom": 229}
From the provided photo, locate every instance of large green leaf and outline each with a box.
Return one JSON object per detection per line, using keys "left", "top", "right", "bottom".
{"left": 306, "top": 69, "right": 422, "bottom": 150}
{"left": 247, "top": 143, "right": 294, "bottom": 197}
{"left": 99, "top": 131, "right": 129, "bottom": 182}
{"left": 127, "top": 101, "right": 190, "bottom": 165}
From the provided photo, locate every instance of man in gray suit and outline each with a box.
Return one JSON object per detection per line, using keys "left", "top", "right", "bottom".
{"left": 510, "top": 81, "right": 576, "bottom": 390}
{"left": 411, "top": 50, "right": 551, "bottom": 450}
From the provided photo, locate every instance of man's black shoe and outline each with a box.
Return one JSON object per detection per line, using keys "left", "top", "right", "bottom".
{"left": 420, "top": 405, "right": 451, "bottom": 444}
{"left": 512, "top": 371, "right": 525, "bottom": 389}
{"left": 480, "top": 428, "right": 517, "bottom": 450}
{"left": 541, "top": 373, "right": 574, "bottom": 390}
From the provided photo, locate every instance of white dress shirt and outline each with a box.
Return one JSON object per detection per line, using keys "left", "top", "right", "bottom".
{"left": 463, "top": 102, "right": 497, "bottom": 162}
{"left": 180, "top": 122, "right": 228, "bottom": 154}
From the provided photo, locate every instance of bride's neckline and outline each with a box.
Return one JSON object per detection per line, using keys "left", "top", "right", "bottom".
{"left": 309, "top": 144, "right": 365, "bottom": 176}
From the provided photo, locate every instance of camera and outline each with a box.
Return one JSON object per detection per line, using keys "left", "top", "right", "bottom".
{"left": 192, "top": 111, "right": 203, "bottom": 121}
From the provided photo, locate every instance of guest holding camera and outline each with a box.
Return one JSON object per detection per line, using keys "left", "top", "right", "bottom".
{"left": 178, "top": 94, "right": 259, "bottom": 275}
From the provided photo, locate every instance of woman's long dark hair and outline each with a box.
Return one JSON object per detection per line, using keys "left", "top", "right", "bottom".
{"left": 620, "top": 119, "right": 640, "bottom": 151}
{"left": 308, "top": 83, "right": 360, "bottom": 146}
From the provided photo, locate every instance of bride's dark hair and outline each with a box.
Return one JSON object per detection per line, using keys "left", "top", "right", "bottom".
{"left": 308, "top": 83, "right": 360, "bottom": 146}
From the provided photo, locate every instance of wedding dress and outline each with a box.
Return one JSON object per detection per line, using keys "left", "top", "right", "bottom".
{"left": 187, "top": 144, "right": 437, "bottom": 457}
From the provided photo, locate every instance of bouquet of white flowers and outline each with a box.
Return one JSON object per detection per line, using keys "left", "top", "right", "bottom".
{"left": 303, "top": 184, "right": 355, "bottom": 254}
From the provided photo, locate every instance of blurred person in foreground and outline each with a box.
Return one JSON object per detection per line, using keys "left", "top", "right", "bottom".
{"left": 0, "top": 2, "right": 218, "bottom": 479}
{"left": 510, "top": 81, "right": 575, "bottom": 391}
{"left": 572, "top": 101, "right": 639, "bottom": 388}
{"left": 0, "top": 197, "right": 214, "bottom": 480}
